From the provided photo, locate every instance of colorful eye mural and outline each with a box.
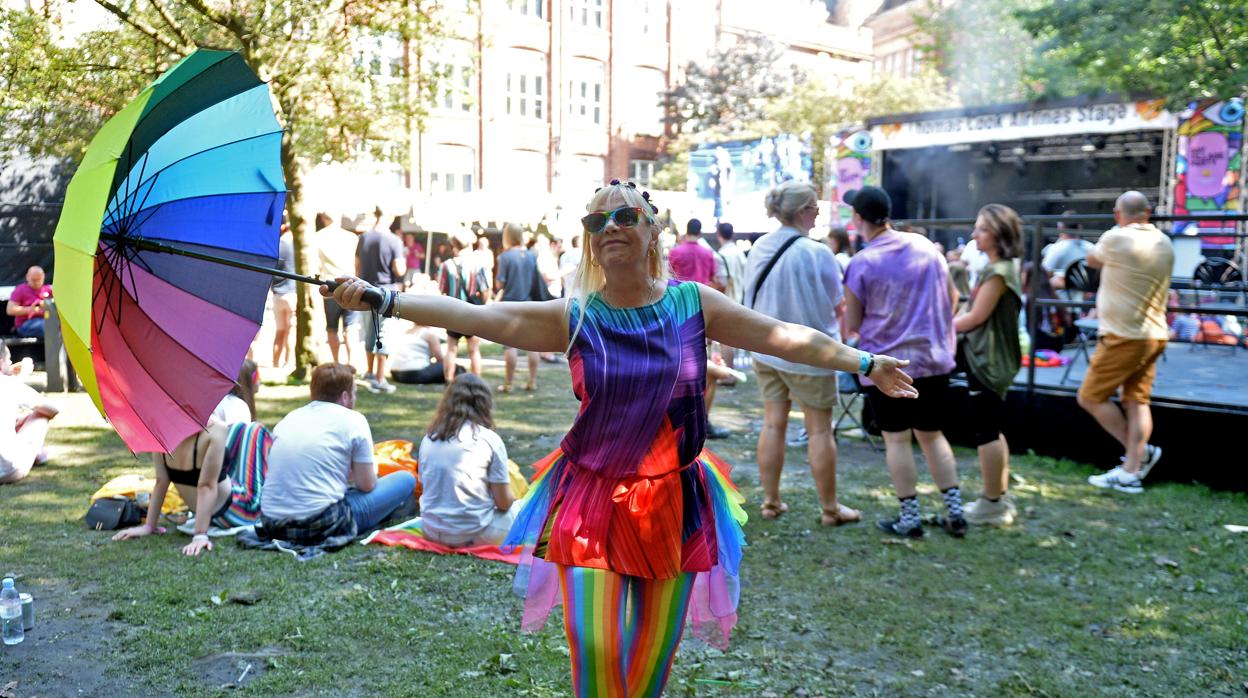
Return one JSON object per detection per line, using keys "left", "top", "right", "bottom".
{"left": 830, "top": 130, "right": 873, "bottom": 225}
{"left": 1174, "top": 98, "right": 1244, "bottom": 247}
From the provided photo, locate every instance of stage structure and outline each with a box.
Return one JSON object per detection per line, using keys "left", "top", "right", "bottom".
{"left": 847, "top": 96, "right": 1246, "bottom": 259}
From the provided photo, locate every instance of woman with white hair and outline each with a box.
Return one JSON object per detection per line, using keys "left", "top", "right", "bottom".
{"left": 326, "top": 179, "right": 916, "bottom": 697}
{"left": 744, "top": 180, "right": 860, "bottom": 527}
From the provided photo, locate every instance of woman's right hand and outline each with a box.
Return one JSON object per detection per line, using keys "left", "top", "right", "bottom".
{"left": 867, "top": 355, "right": 918, "bottom": 399}
{"left": 321, "top": 276, "right": 377, "bottom": 312}
{"left": 112, "top": 523, "right": 165, "bottom": 541}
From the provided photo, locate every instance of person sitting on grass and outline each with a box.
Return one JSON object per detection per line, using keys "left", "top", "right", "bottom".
{"left": 416, "top": 373, "right": 516, "bottom": 547}
{"left": 254, "top": 363, "right": 415, "bottom": 548}
{"left": 211, "top": 359, "right": 259, "bottom": 426}
{"left": 0, "top": 343, "right": 57, "bottom": 485}
{"left": 390, "top": 322, "right": 463, "bottom": 385}
{"left": 113, "top": 360, "right": 273, "bottom": 555}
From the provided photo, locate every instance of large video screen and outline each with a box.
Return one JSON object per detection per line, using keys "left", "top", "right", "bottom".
{"left": 688, "top": 134, "right": 812, "bottom": 232}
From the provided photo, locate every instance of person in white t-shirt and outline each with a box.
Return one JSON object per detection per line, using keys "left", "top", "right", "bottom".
{"left": 390, "top": 323, "right": 462, "bottom": 384}
{"left": 210, "top": 359, "right": 259, "bottom": 426}
{"left": 0, "top": 343, "right": 57, "bottom": 484}
{"left": 261, "top": 363, "right": 415, "bottom": 533}
{"left": 416, "top": 373, "right": 516, "bottom": 547}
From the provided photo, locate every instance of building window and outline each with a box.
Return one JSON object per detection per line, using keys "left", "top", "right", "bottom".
{"left": 462, "top": 174, "right": 473, "bottom": 192}
{"left": 506, "top": 53, "right": 546, "bottom": 120}
{"left": 630, "top": 159, "right": 655, "bottom": 186}
{"left": 568, "top": 59, "right": 604, "bottom": 125}
{"left": 431, "top": 61, "right": 475, "bottom": 113}
{"left": 569, "top": 0, "right": 604, "bottom": 29}
{"left": 637, "top": 0, "right": 662, "bottom": 37}
{"left": 508, "top": 0, "right": 544, "bottom": 18}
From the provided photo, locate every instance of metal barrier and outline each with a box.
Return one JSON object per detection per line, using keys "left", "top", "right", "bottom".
{"left": 893, "top": 213, "right": 1248, "bottom": 409}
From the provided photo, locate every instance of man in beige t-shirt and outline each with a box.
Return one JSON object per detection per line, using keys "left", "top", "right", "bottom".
{"left": 1078, "top": 191, "right": 1173, "bottom": 493}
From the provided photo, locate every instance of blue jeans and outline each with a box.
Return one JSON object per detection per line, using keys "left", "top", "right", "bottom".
{"left": 17, "top": 318, "right": 44, "bottom": 338}
{"left": 344, "top": 471, "right": 415, "bottom": 531}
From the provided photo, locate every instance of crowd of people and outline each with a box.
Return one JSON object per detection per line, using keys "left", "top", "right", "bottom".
{"left": 2, "top": 172, "right": 1186, "bottom": 697}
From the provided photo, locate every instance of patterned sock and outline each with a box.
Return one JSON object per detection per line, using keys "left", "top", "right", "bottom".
{"left": 898, "top": 496, "right": 921, "bottom": 529}
{"left": 942, "top": 486, "right": 965, "bottom": 519}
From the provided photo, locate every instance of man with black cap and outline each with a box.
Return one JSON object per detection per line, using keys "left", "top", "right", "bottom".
{"left": 842, "top": 186, "right": 965, "bottom": 538}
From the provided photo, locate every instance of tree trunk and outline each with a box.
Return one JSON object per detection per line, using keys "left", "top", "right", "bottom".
{"left": 281, "top": 122, "right": 318, "bottom": 381}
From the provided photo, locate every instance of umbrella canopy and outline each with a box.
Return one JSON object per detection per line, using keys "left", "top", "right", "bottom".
{"left": 53, "top": 50, "right": 285, "bottom": 453}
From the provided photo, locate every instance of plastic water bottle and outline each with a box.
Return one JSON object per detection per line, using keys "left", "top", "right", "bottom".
{"left": 1, "top": 578, "right": 22, "bottom": 645}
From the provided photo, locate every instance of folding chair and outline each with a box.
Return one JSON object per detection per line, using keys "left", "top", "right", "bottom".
{"left": 1060, "top": 259, "right": 1100, "bottom": 383}
{"left": 834, "top": 371, "right": 880, "bottom": 451}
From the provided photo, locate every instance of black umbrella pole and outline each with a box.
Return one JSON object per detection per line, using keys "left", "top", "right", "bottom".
{"left": 98, "top": 233, "right": 385, "bottom": 310}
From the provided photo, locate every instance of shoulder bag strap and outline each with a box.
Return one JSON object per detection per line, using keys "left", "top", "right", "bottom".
{"left": 749, "top": 234, "right": 805, "bottom": 309}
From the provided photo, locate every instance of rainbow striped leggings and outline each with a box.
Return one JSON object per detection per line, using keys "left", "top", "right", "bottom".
{"left": 557, "top": 565, "right": 695, "bottom": 698}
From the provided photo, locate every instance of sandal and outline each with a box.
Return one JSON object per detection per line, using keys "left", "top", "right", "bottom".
{"left": 820, "top": 504, "right": 862, "bottom": 527}
{"left": 760, "top": 501, "right": 789, "bottom": 520}
{"left": 524, "top": 381, "right": 536, "bottom": 391}
{"left": 497, "top": 384, "right": 513, "bottom": 393}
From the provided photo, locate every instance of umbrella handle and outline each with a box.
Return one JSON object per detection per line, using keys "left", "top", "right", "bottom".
{"left": 321, "top": 279, "right": 386, "bottom": 312}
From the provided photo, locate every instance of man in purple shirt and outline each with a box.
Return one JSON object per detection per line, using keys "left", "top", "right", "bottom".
{"left": 6, "top": 266, "right": 53, "bottom": 339}
{"left": 668, "top": 218, "right": 716, "bottom": 285}
{"left": 843, "top": 186, "right": 965, "bottom": 538}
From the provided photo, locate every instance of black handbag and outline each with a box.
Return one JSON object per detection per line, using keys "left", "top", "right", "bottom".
{"left": 85, "top": 497, "right": 146, "bottom": 531}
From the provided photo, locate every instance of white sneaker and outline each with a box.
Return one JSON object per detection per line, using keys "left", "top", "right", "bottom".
{"left": 787, "top": 427, "right": 809, "bottom": 447}
{"left": 1088, "top": 466, "right": 1143, "bottom": 494}
{"left": 963, "top": 496, "right": 1015, "bottom": 525}
{"left": 1138, "top": 445, "right": 1162, "bottom": 480}
{"left": 368, "top": 380, "right": 396, "bottom": 394}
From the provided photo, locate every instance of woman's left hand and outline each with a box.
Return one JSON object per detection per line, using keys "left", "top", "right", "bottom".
{"left": 868, "top": 355, "right": 918, "bottom": 398}
{"left": 182, "top": 534, "right": 213, "bottom": 556}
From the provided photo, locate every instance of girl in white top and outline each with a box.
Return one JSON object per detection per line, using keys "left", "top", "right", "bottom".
{"left": 417, "top": 373, "right": 515, "bottom": 547}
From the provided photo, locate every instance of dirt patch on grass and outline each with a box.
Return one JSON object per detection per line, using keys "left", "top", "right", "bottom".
{"left": 0, "top": 581, "right": 157, "bottom": 697}
{"left": 191, "top": 647, "right": 284, "bottom": 690}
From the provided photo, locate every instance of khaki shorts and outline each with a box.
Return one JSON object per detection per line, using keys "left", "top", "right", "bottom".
{"left": 755, "top": 362, "right": 838, "bottom": 411}
{"left": 1078, "top": 333, "right": 1167, "bottom": 404}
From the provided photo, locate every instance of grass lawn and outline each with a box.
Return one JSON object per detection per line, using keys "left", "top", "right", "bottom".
{"left": 1, "top": 358, "right": 1246, "bottom": 696}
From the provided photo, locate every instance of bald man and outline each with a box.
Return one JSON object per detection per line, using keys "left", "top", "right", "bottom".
{"left": 7, "top": 266, "right": 53, "bottom": 338}
{"left": 1079, "top": 191, "right": 1173, "bottom": 493}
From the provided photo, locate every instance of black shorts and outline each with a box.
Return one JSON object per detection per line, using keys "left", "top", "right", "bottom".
{"left": 966, "top": 371, "right": 1005, "bottom": 446}
{"left": 865, "top": 373, "right": 950, "bottom": 433}
{"left": 447, "top": 330, "right": 473, "bottom": 342}
{"left": 323, "top": 299, "right": 359, "bottom": 332}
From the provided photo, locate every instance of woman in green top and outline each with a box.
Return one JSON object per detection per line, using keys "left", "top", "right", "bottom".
{"left": 954, "top": 204, "right": 1023, "bottom": 526}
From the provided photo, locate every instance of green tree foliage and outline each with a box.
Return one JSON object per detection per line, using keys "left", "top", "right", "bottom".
{"left": 915, "top": 0, "right": 1045, "bottom": 106}
{"left": 1016, "top": 0, "right": 1248, "bottom": 106}
{"left": 765, "top": 72, "right": 955, "bottom": 195}
{"left": 0, "top": 0, "right": 453, "bottom": 378}
{"left": 660, "top": 32, "right": 799, "bottom": 137}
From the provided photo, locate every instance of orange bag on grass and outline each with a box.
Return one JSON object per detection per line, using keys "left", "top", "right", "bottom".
{"left": 374, "top": 439, "right": 422, "bottom": 498}
{"left": 372, "top": 439, "right": 530, "bottom": 501}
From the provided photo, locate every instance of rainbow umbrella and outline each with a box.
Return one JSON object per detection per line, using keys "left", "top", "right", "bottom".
{"left": 53, "top": 50, "right": 285, "bottom": 453}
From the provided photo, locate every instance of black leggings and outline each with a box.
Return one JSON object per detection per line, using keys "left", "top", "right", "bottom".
{"left": 966, "top": 371, "right": 1005, "bottom": 447}
{"left": 391, "top": 363, "right": 463, "bottom": 385}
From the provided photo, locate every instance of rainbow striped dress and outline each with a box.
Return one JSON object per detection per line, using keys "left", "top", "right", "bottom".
{"left": 505, "top": 280, "right": 747, "bottom": 648}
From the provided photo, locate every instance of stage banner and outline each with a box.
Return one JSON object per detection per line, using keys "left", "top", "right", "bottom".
{"left": 688, "top": 134, "right": 812, "bottom": 232}
{"left": 1173, "top": 97, "right": 1245, "bottom": 246}
{"left": 828, "top": 130, "right": 874, "bottom": 226}
{"left": 870, "top": 99, "right": 1176, "bottom": 150}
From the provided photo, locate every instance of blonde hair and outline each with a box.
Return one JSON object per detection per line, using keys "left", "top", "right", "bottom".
{"left": 565, "top": 182, "right": 667, "bottom": 351}
{"left": 765, "top": 180, "right": 817, "bottom": 226}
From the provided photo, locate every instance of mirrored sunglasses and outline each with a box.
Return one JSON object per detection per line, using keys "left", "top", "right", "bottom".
{"left": 582, "top": 206, "right": 645, "bottom": 234}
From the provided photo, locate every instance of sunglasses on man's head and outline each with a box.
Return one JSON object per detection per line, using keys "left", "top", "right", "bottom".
{"left": 582, "top": 206, "right": 646, "bottom": 234}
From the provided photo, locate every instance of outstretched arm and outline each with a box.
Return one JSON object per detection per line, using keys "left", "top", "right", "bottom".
{"left": 324, "top": 278, "right": 570, "bottom": 353}
{"left": 699, "top": 285, "right": 916, "bottom": 398}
